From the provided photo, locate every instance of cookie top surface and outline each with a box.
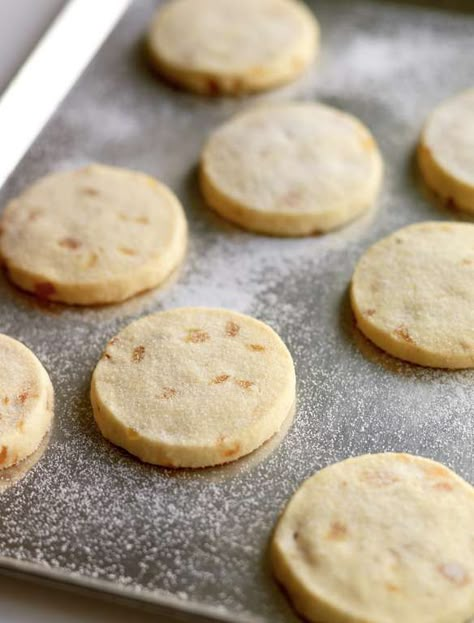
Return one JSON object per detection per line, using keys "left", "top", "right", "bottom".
{"left": 0, "top": 334, "right": 53, "bottom": 469}
{"left": 351, "top": 221, "right": 474, "bottom": 368}
{"left": 201, "top": 103, "right": 382, "bottom": 234}
{"left": 272, "top": 453, "right": 474, "bottom": 623}
{"left": 148, "top": 0, "right": 318, "bottom": 93}
{"left": 91, "top": 308, "right": 295, "bottom": 467}
{"left": 421, "top": 88, "right": 474, "bottom": 187}
{"left": 0, "top": 164, "right": 187, "bottom": 304}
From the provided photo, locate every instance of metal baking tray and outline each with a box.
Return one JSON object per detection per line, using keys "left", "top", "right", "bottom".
{"left": 1, "top": 1, "right": 474, "bottom": 621}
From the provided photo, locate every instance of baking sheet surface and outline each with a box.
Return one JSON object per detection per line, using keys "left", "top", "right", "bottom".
{"left": 1, "top": 1, "right": 474, "bottom": 621}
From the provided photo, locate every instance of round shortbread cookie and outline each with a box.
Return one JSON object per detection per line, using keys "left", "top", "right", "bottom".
{"left": 272, "top": 453, "right": 474, "bottom": 623}
{"left": 0, "top": 164, "right": 187, "bottom": 305}
{"left": 0, "top": 334, "right": 54, "bottom": 470}
{"left": 419, "top": 88, "right": 474, "bottom": 214}
{"left": 200, "top": 103, "right": 383, "bottom": 236}
{"left": 147, "top": 0, "right": 319, "bottom": 95}
{"left": 351, "top": 221, "right": 474, "bottom": 368}
{"left": 91, "top": 308, "right": 295, "bottom": 468}
{"left": 0, "top": 432, "right": 51, "bottom": 492}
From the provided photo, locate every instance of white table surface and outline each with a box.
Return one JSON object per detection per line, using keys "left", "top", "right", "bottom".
{"left": 0, "top": 576, "right": 158, "bottom": 622}
{"left": 0, "top": 0, "right": 66, "bottom": 92}
{"left": 0, "top": 2, "right": 177, "bottom": 621}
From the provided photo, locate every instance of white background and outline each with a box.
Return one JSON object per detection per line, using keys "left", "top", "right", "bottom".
{"left": 0, "top": 576, "right": 157, "bottom": 622}
{"left": 0, "top": 0, "right": 66, "bottom": 92}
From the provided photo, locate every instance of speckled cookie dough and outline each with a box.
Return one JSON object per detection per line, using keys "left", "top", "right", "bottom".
{"left": 272, "top": 453, "right": 474, "bottom": 623}
{"left": 147, "top": 0, "right": 319, "bottom": 95}
{"left": 418, "top": 88, "right": 474, "bottom": 214}
{"left": 201, "top": 103, "right": 383, "bottom": 236}
{"left": 351, "top": 221, "right": 474, "bottom": 368}
{"left": 0, "top": 334, "right": 53, "bottom": 470}
{"left": 0, "top": 164, "right": 187, "bottom": 305}
{"left": 91, "top": 308, "right": 296, "bottom": 468}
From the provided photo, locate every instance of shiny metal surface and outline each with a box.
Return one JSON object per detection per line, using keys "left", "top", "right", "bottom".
{"left": 0, "top": 1, "right": 473, "bottom": 621}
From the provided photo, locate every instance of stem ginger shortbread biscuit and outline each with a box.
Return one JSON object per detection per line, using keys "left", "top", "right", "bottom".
{"left": 418, "top": 88, "right": 474, "bottom": 214}
{"left": 91, "top": 308, "right": 295, "bottom": 468}
{"left": 0, "top": 334, "right": 53, "bottom": 470}
{"left": 351, "top": 221, "right": 474, "bottom": 368}
{"left": 147, "top": 0, "right": 319, "bottom": 95}
{"left": 272, "top": 453, "right": 474, "bottom": 623}
{"left": 201, "top": 103, "right": 383, "bottom": 236}
{"left": 0, "top": 164, "right": 187, "bottom": 305}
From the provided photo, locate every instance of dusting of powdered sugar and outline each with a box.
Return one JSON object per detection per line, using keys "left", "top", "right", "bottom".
{"left": 0, "top": 1, "right": 474, "bottom": 622}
